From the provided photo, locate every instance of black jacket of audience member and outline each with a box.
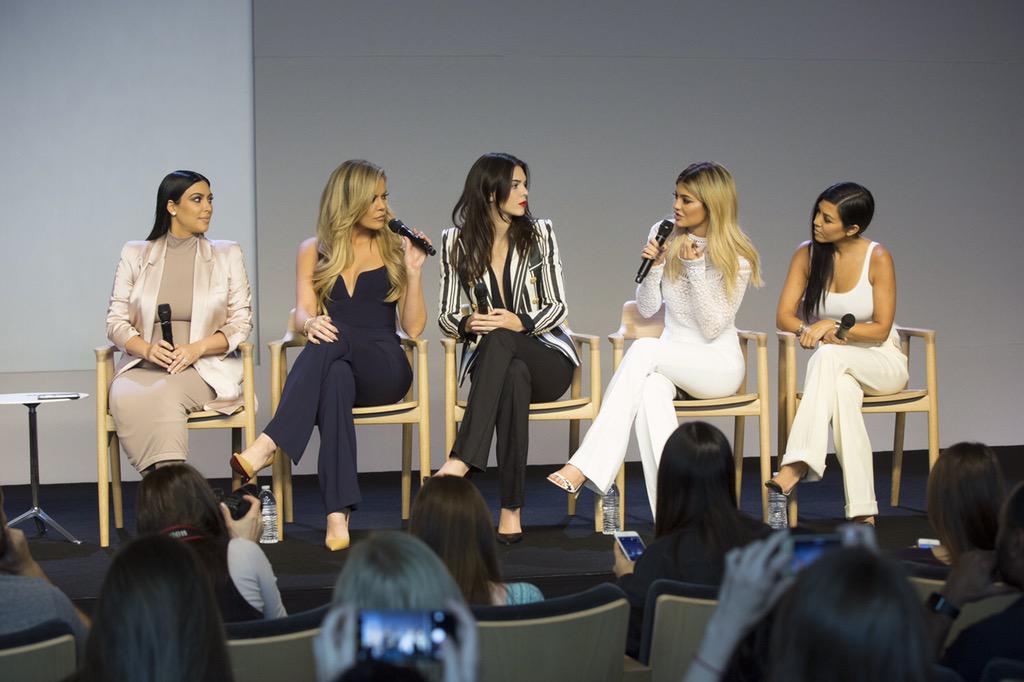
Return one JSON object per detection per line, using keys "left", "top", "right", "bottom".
{"left": 942, "top": 596, "right": 1024, "bottom": 681}
{"left": 618, "top": 517, "right": 770, "bottom": 657}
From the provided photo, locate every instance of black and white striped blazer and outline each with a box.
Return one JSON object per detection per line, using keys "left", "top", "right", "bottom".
{"left": 438, "top": 219, "right": 581, "bottom": 385}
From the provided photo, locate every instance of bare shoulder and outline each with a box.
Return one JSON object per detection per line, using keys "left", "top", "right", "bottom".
{"left": 792, "top": 241, "right": 812, "bottom": 263}
{"left": 297, "top": 236, "right": 319, "bottom": 260}
{"left": 869, "top": 242, "right": 894, "bottom": 266}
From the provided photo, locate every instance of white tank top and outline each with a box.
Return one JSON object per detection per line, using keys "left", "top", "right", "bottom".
{"left": 819, "top": 241, "right": 877, "bottom": 323}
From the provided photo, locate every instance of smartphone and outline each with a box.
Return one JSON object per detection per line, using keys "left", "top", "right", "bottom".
{"left": 614, "top": 530, "right": 646, "bottom": 562}
{"left": 357, "top": 610, "right": 456, "bottom": 664}
{"left": 791, "top": 533, "right": 842, "bottom": 572}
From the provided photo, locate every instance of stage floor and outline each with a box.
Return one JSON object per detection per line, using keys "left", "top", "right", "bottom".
{"left": 5, "top": 447, "right": 1020, "bottom": 615}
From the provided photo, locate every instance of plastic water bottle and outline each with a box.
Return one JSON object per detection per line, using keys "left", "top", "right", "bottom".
{"left": 259, "top": 485, "right": 279, "bottom": 544}
{"left": 601, "top": 484, "right": 621, "bottom": 535}
{"left": 767, "top": 474, "right": 788, "bottom": 530}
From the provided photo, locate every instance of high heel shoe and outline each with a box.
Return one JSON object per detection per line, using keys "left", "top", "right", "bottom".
{"left": 764, "top": 468, "right": 807, "bottom": 498}
{"left": 546, "top": 471, "right": 583, "bottom": 497}
{"left": 496, "top": 531, "right": 523, "bottom": 546}
{"left": 229, "top": 452, "right": 275, "bottom": 484}
{"left": 325, "top": 536, "right": 351, "bottom": 551}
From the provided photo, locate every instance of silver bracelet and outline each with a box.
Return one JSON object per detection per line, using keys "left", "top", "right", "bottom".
{"left": 796, "top": 323, "right": 806, "bottom": 336}
{"left": 303, "top": 317, "right": 315, "bottom": 335}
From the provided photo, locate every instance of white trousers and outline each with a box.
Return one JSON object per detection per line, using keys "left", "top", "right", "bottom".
{"left": 568, "top": 335, "right": 745, "bottom": 516}
{"left": 780, "top": 339, "right": 908, "bottom": 518}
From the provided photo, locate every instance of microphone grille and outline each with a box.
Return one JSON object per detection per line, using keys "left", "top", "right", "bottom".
{"left": 387, "top": 218, "right": 402, "bottom": 233}
{"left": 841, "top": 313, "right": 856, "bottom": 328}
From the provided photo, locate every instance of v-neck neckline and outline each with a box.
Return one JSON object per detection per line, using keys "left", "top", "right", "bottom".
{"left": 341, "top": 265, "right": 385, "bottom": 299}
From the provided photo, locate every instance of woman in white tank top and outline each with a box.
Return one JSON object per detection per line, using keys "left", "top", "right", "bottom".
{"left": 767, "top": 183, "right": 908, "bottom": 524}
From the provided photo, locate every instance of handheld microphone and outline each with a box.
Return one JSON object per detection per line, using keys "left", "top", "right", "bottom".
{"left": 473, "top": 281, "right": 490, "bottom": 315}
{"left": 635, "top": 220, "right": 674, "bottom": 283}
{"left": 835, "top": 313, "right": 856, "bottom": 341}
{"left": 157, "top": 304, "right": 174, "bottom": 346}
{"left": 388, "top": 218, "right": 436, "bottom": 256}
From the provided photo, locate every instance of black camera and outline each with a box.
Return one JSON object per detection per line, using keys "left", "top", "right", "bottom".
{"left": 215, "top": 484, "right": 260, "bottom": 520}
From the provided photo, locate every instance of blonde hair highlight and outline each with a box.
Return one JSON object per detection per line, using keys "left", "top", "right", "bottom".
{"left": 312, "top": 160, "right": 405, "bottom": 313}
{"left": 664, "top": 162, "right": 763, "bottom": 299}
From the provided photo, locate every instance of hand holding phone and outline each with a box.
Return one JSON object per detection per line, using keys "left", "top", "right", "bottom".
{"left": 614, "top": 531, "right": 646, "bottom": 562}
{"left": 357, "top": 609, "right": 457, "bottom": 664}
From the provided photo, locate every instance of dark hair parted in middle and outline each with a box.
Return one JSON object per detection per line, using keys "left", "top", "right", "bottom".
{"left": 801, "top": 182, "right": 875, "bottom": 322}
{"left": 409, "top": 475, "right": 502, "bottom": 605}
{"left": 654, "top": 421, "right": 750, "bottom": 552}
{"left": 928, "top": 441, "right": 1006, "bottom": 562}
{"left": 450, "top": 152, "right": 537, "bottom": 285}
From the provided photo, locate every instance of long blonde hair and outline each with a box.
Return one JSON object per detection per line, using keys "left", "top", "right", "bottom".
{"left": 312, "top": 160, "right": 406, "bottom": 312}
{"left": 664, "top": 162, "right": 763, "bottom": 299}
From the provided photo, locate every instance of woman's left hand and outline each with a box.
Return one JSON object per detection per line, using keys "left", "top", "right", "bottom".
{"left": 820, "top": 325, "right": 847, "bottom": 346}
{"left": 402, "top": 233, "right": 431, "bottom": 274}
{"left": 470, "top": 309, "right": 524, "bottom": 333}
{"left": 612, "top": 540, "right": 635, "bottom": 577}
{"left": 168, "top": 342, "right": 204, "bottom": 374}
{"left": 220, "top": 495, "right": 263, "bottom": 542}
{"left": 679, "top": 235, "right": 705, "bottom": 261}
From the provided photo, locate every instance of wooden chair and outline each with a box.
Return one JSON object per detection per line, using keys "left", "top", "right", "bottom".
{"left": 625, "top": 580, "right": 719, "bottom": 682}
{"left": 269, "top": 311, "right": 430, "bottom": 537}
{"left": 95, "top": 342, "right": 256, "bottom": 548}
{"left": 607, "top": 301, "right": 772, "bottom": 523}
{"left": 471, "top": 583, "right": 630, "bottom": 682}
{"left": 777, "top": 326, "right": 939, "bottom": 525}
{"left": 441, "top": 316, "right": 602, "bottom": 528}
{"left": 0, "top": 620, "right": 76, "bottom": 682}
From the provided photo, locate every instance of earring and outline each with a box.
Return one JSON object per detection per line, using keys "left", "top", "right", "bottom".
{"left": 171, "top": 212, "right": 177, "bottom": 216}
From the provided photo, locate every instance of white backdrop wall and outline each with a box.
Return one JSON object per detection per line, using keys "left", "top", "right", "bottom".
{"left": 0, "top": 1, "right": 255, "bottom": 484}
{"left": 252, "top": 0, "right": 1024, "bottom": 478}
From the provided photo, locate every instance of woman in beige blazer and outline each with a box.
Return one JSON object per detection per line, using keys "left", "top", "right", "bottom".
{"left": 105, "top": 170, "right": 253, "bottom": 472}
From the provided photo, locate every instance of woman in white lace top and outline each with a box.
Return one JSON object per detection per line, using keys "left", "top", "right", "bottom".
{"left": 547, "top": 162, "right": 762, "bottom": 515}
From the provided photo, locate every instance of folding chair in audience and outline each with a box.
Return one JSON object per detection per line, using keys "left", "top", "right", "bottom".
{"left": 0, "top": 619, "right": 76, "bottom": 682}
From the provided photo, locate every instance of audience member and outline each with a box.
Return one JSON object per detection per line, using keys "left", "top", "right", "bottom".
{"left": 927, "top": 481, "right": 1024, "bottom": 681}
{"left": 685, "top": 534, "right": 934, "bottom": 682}
{"left": 136, "top": 463, "right": 286, "bottom": 621}
{"left": 72, "top": 534, "right": 232, "bottom": 682}
{"left": 0, "top": 487, "right": 89, "bottom": 656}
{"left": 614, "top": 421, "right": 768, "bottom": 657}
{"left": 409, "top": 476, "right": 542, "bottom": 605}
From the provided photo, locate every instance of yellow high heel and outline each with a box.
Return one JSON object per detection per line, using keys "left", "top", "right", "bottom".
{"left": 229, "top": 452, "right": 275, "bottom": 483}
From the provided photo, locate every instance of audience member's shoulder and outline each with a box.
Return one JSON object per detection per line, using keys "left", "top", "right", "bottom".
{"left": 740, "top": 515, "right": 772, "bottom": 540}
{"left": 227, "top": 537, "right": 270, "bottom": 563}
{"left": 505, "top": 581, "right": 544, "bottom": 605}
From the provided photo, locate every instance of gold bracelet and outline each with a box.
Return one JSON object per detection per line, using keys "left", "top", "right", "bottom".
{"left": 303, "top": 317, "right": 315, "bottom": 335}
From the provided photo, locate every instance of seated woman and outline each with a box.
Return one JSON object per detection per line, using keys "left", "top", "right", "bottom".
{"left": 105, "top": 170, "right": 253, "bottom": 473}
{"left": 684, "top": 536, "right": 934, "bottom": 682}
{"left": 898, "top": 441, "right": 1005, "bottom": 568}
{"left": 230, "top": 160, "right": 429, "bottom": 550}
{"left": 613, "top": 421, "right": 769, "bottom": 657}
{"left": 435, "top": 153, "right": 580, "bottom": 543}
{"left": 71, "top": 534, "right": 231, "bottom": 682}
{"left": 135, "top": 463, "right": 286, "bottom": 622}
{"left": 410, "top": 476, "right": 543, "bottom": 606}
{"left": 768, "top": 182, "right": 908, "bottom": 524}
{"left": 547, "top": 162, "right": 761, "bottom": 516}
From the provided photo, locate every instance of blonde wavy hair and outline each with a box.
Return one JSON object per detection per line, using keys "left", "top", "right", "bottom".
{"left": 312, "top": 160, "right": 405, "bottom": 312}
{"left": 664, "top": 162, "right": 763, "bottom": 299}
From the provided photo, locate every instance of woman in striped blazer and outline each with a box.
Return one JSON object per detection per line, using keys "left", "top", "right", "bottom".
{"left": 435, "top": 153, "right": 580, "bottom": 544}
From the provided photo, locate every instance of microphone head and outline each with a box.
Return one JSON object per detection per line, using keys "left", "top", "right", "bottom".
{"left": 157, "top": 303, "right": 172, "bottom": 323}
{"left": 656, "top": 220, "right": 674, "bottom": 241}
{"left": 840, "top": 313, "right": 856, "bottom": 329}
{"left": 473, "top": 281, "right": 488, "bottom": 300}
{"left": 387, "top": 218, "right": 405, "bottom": 234}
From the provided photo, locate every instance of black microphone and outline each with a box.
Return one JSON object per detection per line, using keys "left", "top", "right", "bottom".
{"left": 473, "top": 281, "right": 490, "bottom": 315}
{"left": 835, "top": 313, "right": 856, "bottom": 341}
{"left": 635, "top": 220, "right": 675, "bottom": 283}
{"left": 388, "top": 218, "right": 436, "bottom": 256}
{"left": 157, "top": 304, "right": 174, "bottom": 346}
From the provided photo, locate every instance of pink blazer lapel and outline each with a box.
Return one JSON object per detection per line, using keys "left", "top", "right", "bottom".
{"left": 135, "top": 238, "right": 166, "bottom": 343}
{"left": 190, "top": 236, "right": 216, "bottom": 342}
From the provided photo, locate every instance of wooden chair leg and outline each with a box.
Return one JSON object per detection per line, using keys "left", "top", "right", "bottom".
{"left": 97, "top": 432, "right": 110, "bottom": 548}
{"left": 890, "top": 412, "right": 907, "bottom": 507}
{"left": 109, "top": 435, "right": 124, "bottom": 530}
{"left": 272, "top": 447, "right": 285, "bottom": 538}
{"left": 568, "top": 420, "right": 580, "bottom": 516}
{"left": 418, "top": 412, "right": 431, "bottom": 483}
{"left": 401, "top": 423, "right": 413, "bottom": 520}
{"left": 616, "top": 464, "right": 626, "bottom": 529}
{"left": 788, "top": 490, "right": 799, "bottom": 528}
{"left": 732, "top": 416, "right": 745, "bottom": 506}
{"left": 758, "top": 411, "right": 771, "bottom": 523}
{"left": 283, "top": 456, "right": 294, "bottom": 523}
{"left": 231, "top": 428, "right": 243, "bottom": 490}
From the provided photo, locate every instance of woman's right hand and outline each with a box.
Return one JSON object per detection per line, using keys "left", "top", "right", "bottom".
{"left": 799, "top": 319, "right": 837, "bottom": 349}
{"left": 642, "top": 238, "right": 667, "bottom": 267}
{"left": 304, "top": 315, "right": 339, "bottom": 344}
{"left": 143, "top": 339, "right": 175, "bottom": 368}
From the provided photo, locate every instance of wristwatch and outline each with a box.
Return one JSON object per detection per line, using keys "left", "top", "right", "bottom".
{"left": 926, "top": 592, "right": 961, "bottom": 619}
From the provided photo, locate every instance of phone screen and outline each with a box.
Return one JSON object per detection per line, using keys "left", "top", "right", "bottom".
{"left": 357, "top": 610, "right": 455, "bottom": 663}
{"left": 616, "top": 533, "right": 646, "bottom": 561}
{"left": 791, "top": 534, "right": 842, "bottom": 572}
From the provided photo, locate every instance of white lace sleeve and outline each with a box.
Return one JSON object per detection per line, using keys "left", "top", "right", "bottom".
{"left": 682, "top": 256, "right": 752, "bottom": 339}
{"left": 635, "top": 221, "right": 666, "bottom": 317}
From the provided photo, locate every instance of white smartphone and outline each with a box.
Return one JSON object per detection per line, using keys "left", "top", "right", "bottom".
{"left": 614, "top": 530, "right": 646, "bottom": 561}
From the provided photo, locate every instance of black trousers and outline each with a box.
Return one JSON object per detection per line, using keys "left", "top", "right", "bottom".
{"left": 264, "top": 326, "right": 412, "bottom": 514}
{"left": 451, "top": 328, "right": 574, "bottom": 509}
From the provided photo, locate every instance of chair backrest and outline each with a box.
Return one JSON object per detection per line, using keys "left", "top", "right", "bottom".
{"left": 616, "top": 301, "right": 665, "bottom": 341}
{"left": 227, "top": 620, "right": 323, "bottom": 682}
{"left": 226, "top": 604, "right": 329, "bottom": 640}
{"left": 980, "top": 657, "right": 1024, "bottom": 682}
{"left": 909, "top": 576, "right": 1021, "bottom": 646}
{"left": 0, "top": 620, "right": 77, "bottom": 682}
{"left": 472, "top": 583, "right": 630, "bottom": 682}
{"left": 638, "top": 579, "right": 719, "bottom": 681}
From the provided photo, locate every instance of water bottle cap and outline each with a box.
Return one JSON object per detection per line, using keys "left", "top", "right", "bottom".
{"left": 261, "top": 485, "right": 270, "bottom": 491}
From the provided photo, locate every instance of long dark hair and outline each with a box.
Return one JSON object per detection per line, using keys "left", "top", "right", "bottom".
{"left": 77, "top": 534, "right": 232, "bottom": 682}
{"left": 801, "top": 182, "right": 875, "bottom": 321}
{"left": 135, "top": 464, "right": 231, "bottom": 593}
{"left": 451, "top": 153, "right": 537, "bottom": 284}
{"left": 409, "top": 476, "right": 502, "bottom": 605}
{"left": 769, "top": 548, "right": 932, "bottom": 682}
{"left": 654, "top": 422, "right": 749, "bottom": 553}
{"left": 928, "top": 442, "right": 1005, "bottom": 562}
{"left": 146, "top": 170, "right": 210, "bottom": 241}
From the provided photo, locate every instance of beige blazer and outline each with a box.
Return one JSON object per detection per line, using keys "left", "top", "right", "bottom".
{"left": 105, "top": 235, "right": 253, "bottom": 413}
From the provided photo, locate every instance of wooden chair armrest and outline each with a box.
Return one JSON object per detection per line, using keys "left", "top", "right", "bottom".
{"left": 777, "top": 330, "right": 798, "bottom": 347}
{"left": 238, "top": 342, "right": 253, "bottom": 358}
{"left": 94, "top": 344, "right": 116, "bottom": 361}
{"left": 568, "top": 331, "right": 599, "bottom": 347}
{"left": 398, "top": 334, "right": 428, "bottom": 352}
{"left": 738, "top": 329, "right": 768, "bottom": 347}
{"left": 896, "top": 326, "right": 936, "bottom": 342}
{"left": 440, "top": 337, "right": 458, "bottom": 351}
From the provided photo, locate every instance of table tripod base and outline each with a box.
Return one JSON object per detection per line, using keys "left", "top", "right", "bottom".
{"left": 9, "top": 507, "right": 82, "bottom": 545}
